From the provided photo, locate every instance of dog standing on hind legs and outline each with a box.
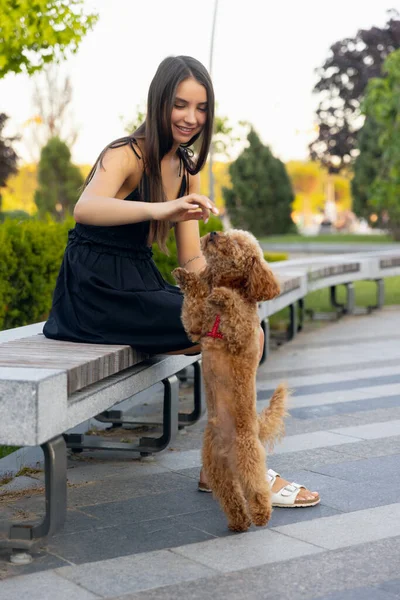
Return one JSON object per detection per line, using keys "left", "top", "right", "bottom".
{"left": 173, "top": 229, "right": 288, "bottom": 532}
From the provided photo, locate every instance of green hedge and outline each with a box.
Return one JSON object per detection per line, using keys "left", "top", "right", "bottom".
{"left": 263, "top": 252, "right": 288, "bottom": 263}
{"left": 0, "top": 218, "right": 72, "bottom": 330}
{"left": 0, "top": 215, "right": 224, "bottom": 330}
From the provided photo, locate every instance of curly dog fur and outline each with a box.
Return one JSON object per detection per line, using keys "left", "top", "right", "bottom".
{"left": 173, "top": 229, "right": 288, "bottom": 532}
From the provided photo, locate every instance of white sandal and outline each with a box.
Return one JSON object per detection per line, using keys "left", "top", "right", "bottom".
{"left": 268, "top": 469, "right": 320, "bottom": 508}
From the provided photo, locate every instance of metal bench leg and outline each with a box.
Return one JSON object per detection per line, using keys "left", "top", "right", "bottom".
{"left": 259, "top": 317, "right": 270, "bottom": 364}
{"left": 298, "top": 298, "right": 305, "bottom": 332}
{"left": 330, "top": 283, "right": 355, "bottom": 316}
{"left": 178, "top": 360, "right": 205, "bottom": 426}
{"left": 64, "top": 375, "right": 180, "bottom": 456}
{"left": 287, "top": 303, "right": 298, "bottom": 340}
{"left": 370, "top": 278, "right": 385, "bottom": 310}
{"left": 0, "top": 435, "right": 67, "bottom": 551}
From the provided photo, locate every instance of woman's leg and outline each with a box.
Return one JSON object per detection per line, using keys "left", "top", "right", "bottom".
{"left": 199, "top": 326, "right": 320, "bottom": 504}
{"left": 166, "top": 344, "right": 201, "bottom": 355}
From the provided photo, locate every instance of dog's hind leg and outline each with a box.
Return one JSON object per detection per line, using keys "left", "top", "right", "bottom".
{"left": 234, "top": 435, "right": 272, "bottom": 527}
{"left": 202, "top": 425, "right": 251, "bottom": 532}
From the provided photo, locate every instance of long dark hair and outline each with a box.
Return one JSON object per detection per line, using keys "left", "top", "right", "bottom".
{"left": 83, "top": 55, "right": 215, "bottom": 250}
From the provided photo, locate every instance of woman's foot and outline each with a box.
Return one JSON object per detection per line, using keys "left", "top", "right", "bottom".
{"left": 198, "top": 468, "right": 320, "bottom": 507}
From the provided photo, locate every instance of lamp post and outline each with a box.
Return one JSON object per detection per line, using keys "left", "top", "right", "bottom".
{"left": 208, "top": 0, "right": 219, "bottom": 201}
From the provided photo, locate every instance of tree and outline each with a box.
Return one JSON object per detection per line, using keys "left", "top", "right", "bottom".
{"left": 310, "top": 11, "right": 400, "bottom": 172}
{"left": 361, "top": 49, "right": 400, "bottom": 239}
{"left": 34, "top": 137, "right": 83, "bottom": 220}
{"left": 351, "top": 117, "right": 383, "bottom": 220}
{"left": 223, "top": 129, "right": 294, "bottom": 236}
{"left": 0, "top": 0, "right": 98, "bottom": 78}
{"left": 24, "top": 64, "right": 78, "bottom": 161}
{"left": 0, "top": 113, "right": 19, "bottom": 211}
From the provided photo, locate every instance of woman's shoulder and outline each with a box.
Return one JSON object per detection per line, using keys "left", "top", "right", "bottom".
{"left": 102, "top": 137, "right": 144, "bottom": 174}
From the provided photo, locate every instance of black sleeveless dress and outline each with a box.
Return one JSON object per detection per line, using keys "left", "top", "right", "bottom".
{"left": 43, "top": 153, "right": 197, "bottom": 354}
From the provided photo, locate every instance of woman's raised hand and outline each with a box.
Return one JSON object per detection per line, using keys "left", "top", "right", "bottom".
{"left": 151, "top": 194, "right": 219, "bottom": 223}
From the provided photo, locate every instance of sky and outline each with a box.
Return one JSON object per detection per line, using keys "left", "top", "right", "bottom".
{"left": 1, "top": 0, "right": 399, "bottom": 166}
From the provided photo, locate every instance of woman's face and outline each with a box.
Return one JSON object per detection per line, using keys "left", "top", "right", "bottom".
{"left": 171, "top": 77, "right": 208, "bottom": 144}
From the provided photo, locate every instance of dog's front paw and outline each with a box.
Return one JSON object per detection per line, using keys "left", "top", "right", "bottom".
{"left": 248, "top": 493, "right": 272, "bottom": 527}
{"left": 228, "top": 516, "right": 252, "bottom": 533}
{"left": 172, "top": 268, "right": 199, "bottom": 290}
{"left": 208, "top": 286, "right": 234, "bottom": 307}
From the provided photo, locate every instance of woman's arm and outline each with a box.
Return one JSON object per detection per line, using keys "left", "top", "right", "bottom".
{"left": 74, "top": 145, "right": 155, "bottom": 226}
{"left": 174, "top": 173, "right": 208, "bottom": 273}
{"left": 74, "top": 146, "right": 217, "bottom": 228}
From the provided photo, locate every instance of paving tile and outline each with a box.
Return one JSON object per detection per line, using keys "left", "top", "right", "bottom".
{"left": 330, "top": 436, "right": 400, "bottom": 459}
{"left": 257, "top": 359, "right": 400, "bottom": 390}
{"left": 290, "top": 394, "right": 400, "bottom": 420}
{"left": 285, "top": 407, "right": 400, "bottom": 437}
{"left": 57, "top": 548, "right": 215, "bottom": 597}
{"left": 0, "top": 549, "right": 70, "bottom": 580}
{"left": 67, "top": 470, "right": 194, "bottom": 507}
{"left": 79, "top": 487, "right": 210, "bottom": 526}
{"left": 331, "top": 420, "right": 400, "bottom": 440}
{"left": 377, "top": 580, "right": 400, "bottom": 598}
{"left": 0, "top": 571, "right": 98, "bottom": 600}
{"left": 48, "top": 513, "right": 215, "bottom": 564}
{"left": 274, "top": 430, "right": 362, "bottom": 454}
{"left": 172, "top": 528, "right": 322, "bottom": 572}
{"left": 110, "top": 535, "right": 400, "bottom": 600}
{"left": 308, "top": 453, "right": 400, "bottom": 483}
{"left": 311, "top": 588, "right": 399, "bottom": 600}
{"left": 258, "top": 373, "right": 400, "bottom": 400}
{"left": 273, "top": 503, "right": 400, "bottom": 550}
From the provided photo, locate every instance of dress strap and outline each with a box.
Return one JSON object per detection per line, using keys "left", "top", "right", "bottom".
{"left": 128, "top": 137, "right": 142, "bottom": 161}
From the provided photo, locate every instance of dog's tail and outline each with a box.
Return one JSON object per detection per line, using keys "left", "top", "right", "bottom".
{"left": 258, "top": 383, "right": 289, "bottom": 449}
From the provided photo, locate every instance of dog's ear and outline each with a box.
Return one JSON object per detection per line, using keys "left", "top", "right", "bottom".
{"left": 245, "top": 256, "right": 280, "bottom": 301}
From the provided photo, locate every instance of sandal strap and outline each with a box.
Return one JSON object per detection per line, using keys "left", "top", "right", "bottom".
{"left": 267, "top": 468, "right": 280, "bottom": 485}
{"left": 278, "top": 482, "right": 305, "bottom": 497}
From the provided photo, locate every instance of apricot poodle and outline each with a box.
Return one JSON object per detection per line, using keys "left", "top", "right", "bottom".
{"left": 173, "top": 229, "right": 288, "bottom": 532}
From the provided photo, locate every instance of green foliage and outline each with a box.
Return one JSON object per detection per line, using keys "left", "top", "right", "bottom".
{"left": 0, "top": 217, "right": 72, "bottom": 329}
{"left": 310, "top": 12, "right": 400, "bottom": 172}
{"left": 263, "top": 252, "right": 288, "bottom": 262}
{"left": 0, "top": 0, "right": 98, "bottom": 78}
{"left": 35, "top": 137, "right": 83, "bottom": 220}
{"left": 223, "top": 129, "right": 294, "bottom": 236}
{"left": 361, "top": 49, "right": 400, "bottom": 239}
{"left": 152, "top": 215, "right": 223, "bottom": 283}
{"left": 0, "top": 209, "right": 31, "bottom": 222}
{"left": 0, "top": 113, "right": 19, "bottom": 210}
{"left": 351, "top": 117, "right": 383, "bottom": 221}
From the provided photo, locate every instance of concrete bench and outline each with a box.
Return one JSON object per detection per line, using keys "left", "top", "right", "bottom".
{"left": 0, "top": 323, "right": 204, "bottom": 552}
{"left": 0, "top": 247, "right": 399, "bottom": 553}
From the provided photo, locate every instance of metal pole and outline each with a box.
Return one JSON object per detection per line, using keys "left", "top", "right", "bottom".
{"left": 208, "top": 0, "right": 219, "bottom": 201}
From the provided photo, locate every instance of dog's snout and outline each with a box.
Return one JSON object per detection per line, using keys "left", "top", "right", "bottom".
{"left": 210, "top": 231, "right": 218, "bottom": 240}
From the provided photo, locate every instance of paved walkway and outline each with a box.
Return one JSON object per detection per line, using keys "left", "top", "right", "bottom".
{"left": 1, "top": 307, "right": 400, "bottom": 599}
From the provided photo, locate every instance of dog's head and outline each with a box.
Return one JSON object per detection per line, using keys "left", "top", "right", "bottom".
{"left": 201, "top": 229, "right": 280, "bottom": 302}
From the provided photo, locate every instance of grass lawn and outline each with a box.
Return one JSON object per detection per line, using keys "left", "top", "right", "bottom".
{"left": 260, "top": 233, "right": 396, "bottom": 244}
{"left": 269, "top": 276, "right": 400, "bottom": 329}
{"left": 0, "top": 446, "right": 19, "bottom": 460}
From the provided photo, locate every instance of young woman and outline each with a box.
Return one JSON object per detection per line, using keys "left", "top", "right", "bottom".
{"left": 44, "top": 55, "right": 319, "bottom": 507}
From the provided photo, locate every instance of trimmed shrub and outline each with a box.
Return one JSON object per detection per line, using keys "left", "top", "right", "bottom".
{"left": 263, "top": 252, "right": 288, "bottom": 263}
{"left": 0, "top": 217, "right": 72, "bottom": 330}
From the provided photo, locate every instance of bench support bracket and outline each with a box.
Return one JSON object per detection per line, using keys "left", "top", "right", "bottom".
{"left": 0, "top": 435, "right": 67, "bottom": 551}
{"left": 64, "top": 374, "right": 183, "bottom": 456}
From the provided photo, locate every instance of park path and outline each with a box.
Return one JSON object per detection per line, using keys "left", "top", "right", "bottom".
{"left": 1, "top": 307, "right": 400, "bottom": 600}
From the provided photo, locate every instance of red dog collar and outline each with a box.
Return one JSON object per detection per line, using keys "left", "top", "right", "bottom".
{"left": 206, "top": 315, "right": 224, "bottom": 339}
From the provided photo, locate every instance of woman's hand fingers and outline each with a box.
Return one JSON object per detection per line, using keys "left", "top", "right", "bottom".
{"left": 186, "top": 194, "right": 219, "bottom": 219}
